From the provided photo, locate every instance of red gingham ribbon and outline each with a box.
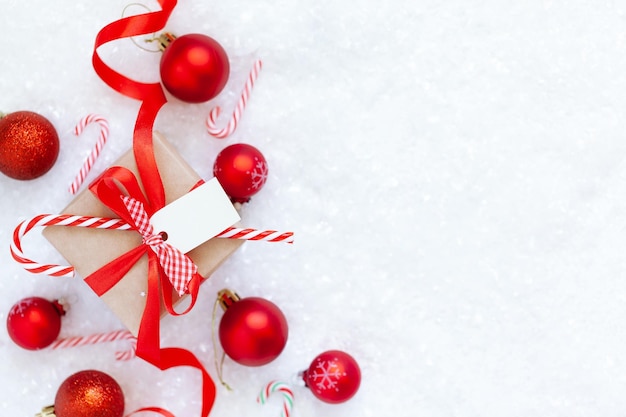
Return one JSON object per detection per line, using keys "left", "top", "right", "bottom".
{"left": 121, "top": 196, "right": 197, "bottom": 296}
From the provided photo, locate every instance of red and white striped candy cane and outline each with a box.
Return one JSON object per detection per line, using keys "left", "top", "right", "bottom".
{"left": 257, "top": 381, "right": 294, "bottom": 417}
{"left": 12, "top": 214, "right": 293, "bottom": 277}
{"left": 69, "top": 114, "right": 110, "bottom": 194}
{"left": 49, "top": 329, "right": 137, "bottom": 361}
{"left": 216, "top": 227, "right": 294, "bottom": 243}
{"left": 10, "top": 214, "right": 132, "bottom": 277}
{"left": 206, "top": 59, "right": 262, "bottom": 139}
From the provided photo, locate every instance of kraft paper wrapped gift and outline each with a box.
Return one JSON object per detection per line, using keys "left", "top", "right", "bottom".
{"left": 43, "top": 132, "right": 243, "bottom": 336}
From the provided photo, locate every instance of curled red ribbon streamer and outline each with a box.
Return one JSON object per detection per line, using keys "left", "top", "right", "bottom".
{"left": 91, "top": 1, "right": 217, "bottom": 416}
{"left": 92, "top": 0, "right": 175, "bottom": 208}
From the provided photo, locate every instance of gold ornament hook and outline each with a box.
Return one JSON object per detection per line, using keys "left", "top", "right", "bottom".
{"left": 211, "top": 289, "right": 241, "bottom": 391}
{"left": 121, "top": 3, "right": 162, "bottom": 53}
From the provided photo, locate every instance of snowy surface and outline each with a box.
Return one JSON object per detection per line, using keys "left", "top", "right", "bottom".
{"left": 2, "top": 0, "right": 626, "bottom": 416}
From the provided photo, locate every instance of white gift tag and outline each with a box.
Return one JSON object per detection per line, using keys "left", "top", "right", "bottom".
{"left": 149, "top": 178, "right": 241, "bottom": 254}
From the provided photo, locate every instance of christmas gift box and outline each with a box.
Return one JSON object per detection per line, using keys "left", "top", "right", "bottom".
{"left": 42, "top": 132, "right": 243, "bottom": 336}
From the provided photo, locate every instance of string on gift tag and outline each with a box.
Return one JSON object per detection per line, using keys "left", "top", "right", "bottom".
{"left": 206, "top": 59, "right": 262, "bottom": 139}
{"left": 69, "top": 114, "right": 110, "bottom": 194}
{"left": 49, "top": 329, "right": 137, "bottom": 361}
{"left": 257, "top": 381, "right": 294, "bottom": 417}
{"left": 11, "top": 213, "right": 293, "bottom": 278}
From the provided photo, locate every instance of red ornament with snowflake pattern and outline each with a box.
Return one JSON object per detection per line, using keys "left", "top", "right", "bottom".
{"left": 302, "top": 350, "right": 361, "bottom": 404}
{"left": 6, "top": 296, "right": 65, "bottom": 350}
{"left": 213, "top": 143, "right": 268, "bottom": 203}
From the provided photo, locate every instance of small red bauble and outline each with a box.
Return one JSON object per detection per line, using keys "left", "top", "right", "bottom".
{"left": 54, "top": 370, "right": 125, "bottom": 417}
{"left": 6, "top": 296, "right": 65, "bottom": 350}
{"left": 303, "top": 350, "right": 361, "bottom": 404}
{"left": 0, "top": 111, "right": 59, "bottom": 180}
{"left": 213, "top": 143, "right": 268, "bottom": 203}
{"left": 160, "top": 33, "right": 230, "bottom": 103}
{"left": 218, "top": 289, "right": 288, "bottom": 366}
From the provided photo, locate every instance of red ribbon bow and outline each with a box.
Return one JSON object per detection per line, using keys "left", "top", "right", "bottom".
{"left": 122, "top": 195, "right": 197, "bottom": 296}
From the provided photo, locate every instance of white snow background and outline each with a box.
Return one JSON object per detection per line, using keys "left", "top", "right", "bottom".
{"left": 2, "top": 0, "right": 626, "bottom": 416}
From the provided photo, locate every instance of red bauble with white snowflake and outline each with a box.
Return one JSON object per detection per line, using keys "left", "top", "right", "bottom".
{"left": 213, "top": 143, "right": 268, "bottom": 203}
{"left": 6, "top": 296, "right": 65, "bottom": 350}
{"left": 218, "top": 289, "right": 288, "bottom": 366}
{"left": 302, "top": 350, "right": 361, "bottom": 404}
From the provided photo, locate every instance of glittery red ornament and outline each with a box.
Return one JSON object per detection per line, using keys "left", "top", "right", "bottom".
{"left": 218, "top": 289, "right": 288, "bottom": 366}
{"left": 6, "top": 296, "right": 65, "bottom": 350}
{"left": 54, "top": 370, "right": 125, "bottom": 417}
{"left": 160, "top": 33, "right": 230, "bottom": 103}
{"left": 213, "top": 143, "right": 268, "bottom": 203}
{"left": 0, "top": 111, "right": 59, "bottom": 180}
{"left": 303, "top": 350, "right": 361, "bottom": 404}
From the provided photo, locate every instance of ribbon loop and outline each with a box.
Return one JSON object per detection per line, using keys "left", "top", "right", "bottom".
{"left": 121, "top": 196, "right": 197, "bottom": 296}
{"left": 144, "top": 233, "right": 165, "bottom": 247}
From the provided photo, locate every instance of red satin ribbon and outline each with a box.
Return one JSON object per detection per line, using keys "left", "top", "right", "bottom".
{"left": 92, "top": 0, "right": 176, "bottom": 209}
{"left": 90, "top": 1, "right": 217, "bottom": 416}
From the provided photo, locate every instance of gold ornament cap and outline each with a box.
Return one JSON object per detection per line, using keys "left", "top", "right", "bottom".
{"left": 217, "top": 289, "right": 241, "bottom": 311}
{"left": 156, "top": 32, "right": 177, "bottom": 51}
{"left": 35, "top": 405, "right": 56, "bottom": 417}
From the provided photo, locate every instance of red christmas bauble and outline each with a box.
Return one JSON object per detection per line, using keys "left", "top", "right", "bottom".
{"left": 213, "top": 143, "right": 268, "bottom": 203}
{"left": 219, "top": 294, "right": 288, "bottom": 366}
{"left": 6, "top": 297, "right": 65, "bottom": 350}
{"left": 160, "top": 33, "right": 229, "bottom": 103}
{"left": 54, "top": 370, "right": 124, "bottom": 417}
{"left": 0, "top": 111, "right": 59, "bottom": 180}
{"left": 303, "top": 350, "right": 361, "bottom": 404}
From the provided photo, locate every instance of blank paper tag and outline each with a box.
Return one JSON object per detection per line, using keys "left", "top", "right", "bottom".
{"left": 150, "top": 178, "right": 241, "bottom": 254}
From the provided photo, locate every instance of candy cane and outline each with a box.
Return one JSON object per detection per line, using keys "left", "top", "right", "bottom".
{"left": 11, "top": 214, "right": 293, "bottom": 277}
{"left": 125, "top": 407, "right": 176, "bottom": 417}
{"left": 49, "top": 330, "right": 137, "bottom": 361}
{"left": 257, "top": 381, "right": 294, "bottom": 417}
{"left": 206, "top": 59, "right": 262, "bottom": 139}
{"left": 216, "top": 227, "right": 294, "bottom": 243}
{"left": 10, "top": 214, "right": 132, "bottom": 277}
{"left": 69, "top": 114, "right": 110, "bottom": 194}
